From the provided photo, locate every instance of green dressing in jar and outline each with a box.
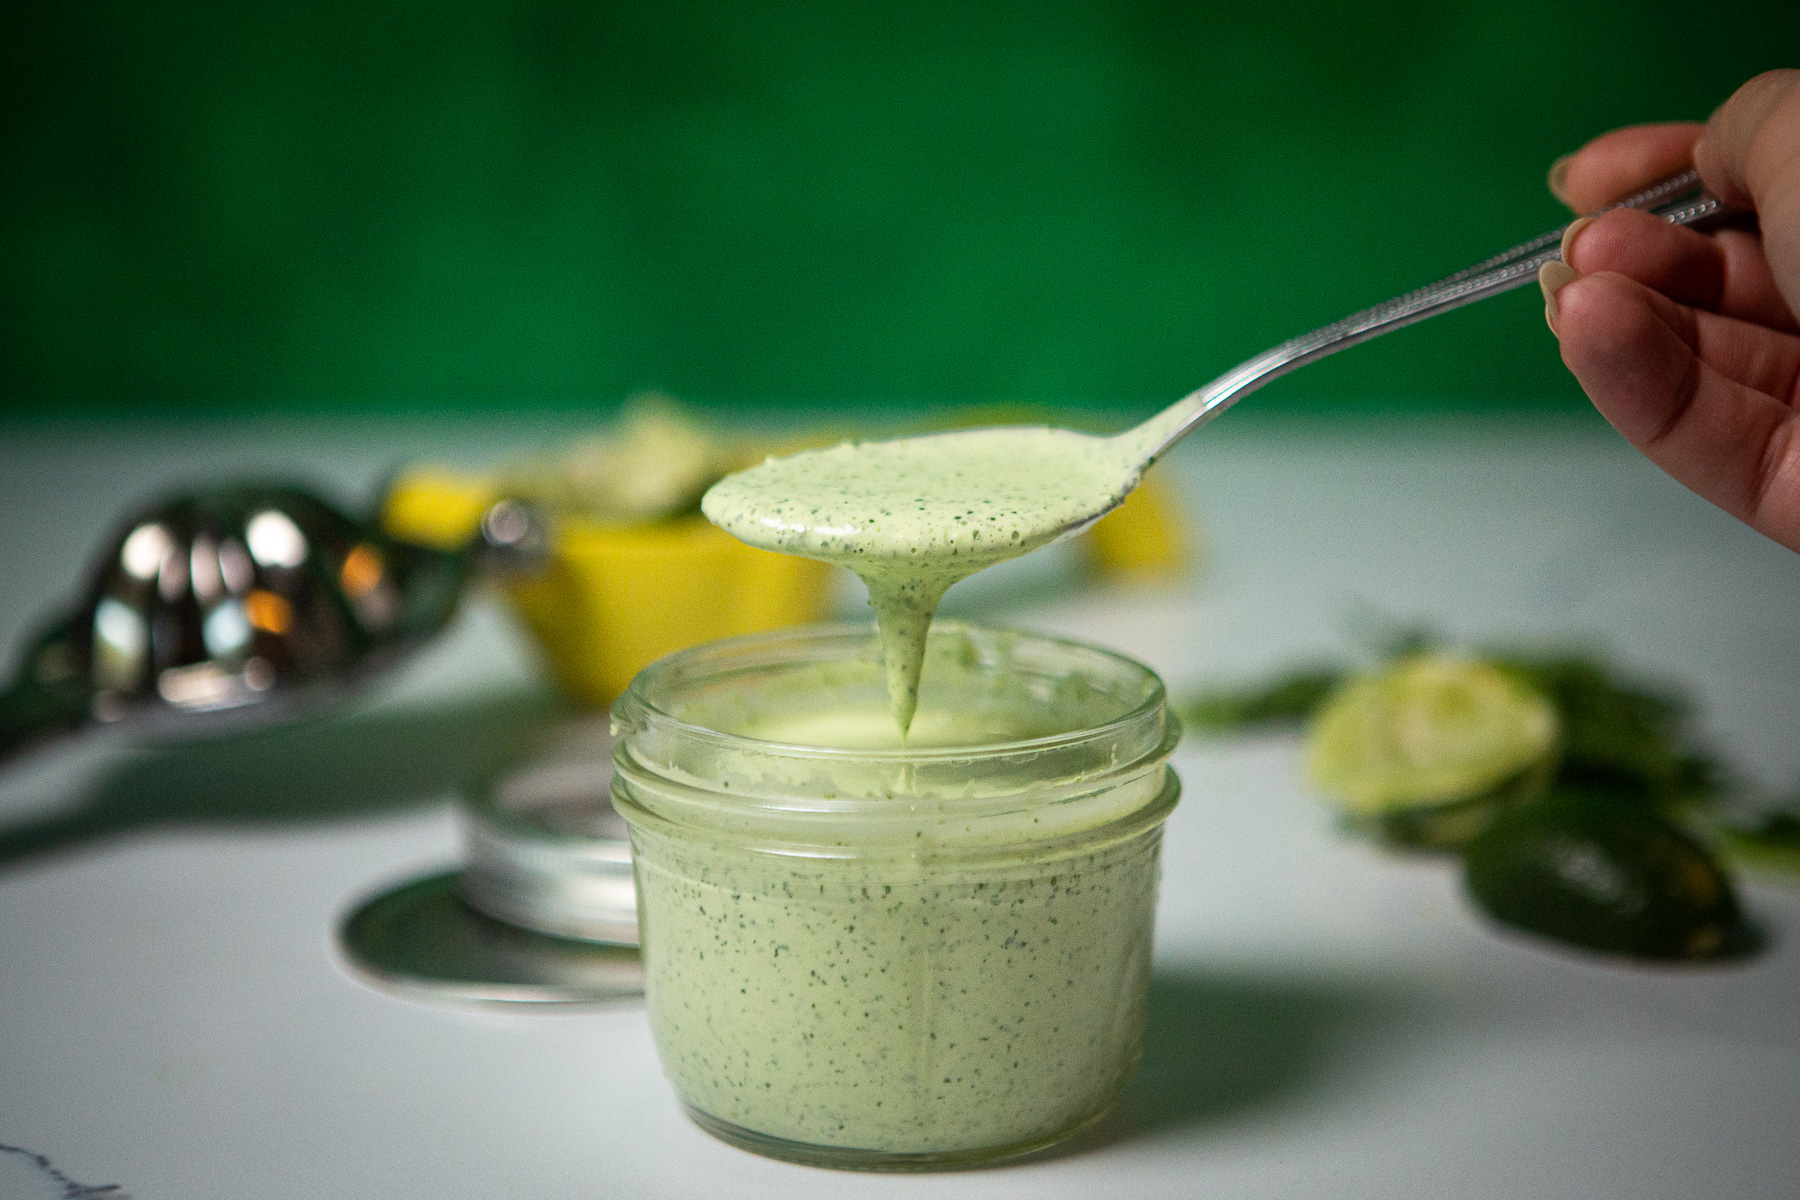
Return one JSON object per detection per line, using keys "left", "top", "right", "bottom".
{"left": 611, "top": 623, "right": 1180, "bottom": 1169}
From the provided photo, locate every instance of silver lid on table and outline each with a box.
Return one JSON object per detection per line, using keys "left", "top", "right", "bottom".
{"left": 457, "top": 728, "right": 637, "bottom": 946}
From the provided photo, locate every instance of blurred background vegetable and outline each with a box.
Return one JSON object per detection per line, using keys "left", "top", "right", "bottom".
{"left": 1179, "top": 642, "right": 1769, "bottom": 962}
{"left": 1463, "top": 789, "right": 1745, "bottom": 962}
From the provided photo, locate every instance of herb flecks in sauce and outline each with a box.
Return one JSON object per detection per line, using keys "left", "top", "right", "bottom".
{"left": 702, "top": 428, "right": 1144, "bottom": 733}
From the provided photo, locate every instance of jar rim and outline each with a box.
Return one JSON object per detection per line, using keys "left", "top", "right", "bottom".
{"left": 610, "top": 620, "right": 1168, "bottom": 763}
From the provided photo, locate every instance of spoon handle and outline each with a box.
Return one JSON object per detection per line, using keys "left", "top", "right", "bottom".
{"left": 1140, "top": 169, "right": 1739, "bottom": 457}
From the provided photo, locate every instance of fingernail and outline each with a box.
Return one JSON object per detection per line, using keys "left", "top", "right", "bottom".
{"left": 1547, "top": 153, "right": 1575, "bottom": 205}
{"left": 1539, "top": 260, "right": 1580, "bottom": 334}
{"left": 1559, "top": 216, "right": 1593, "bottom": 268}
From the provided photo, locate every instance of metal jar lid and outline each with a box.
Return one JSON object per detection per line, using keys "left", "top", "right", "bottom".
{"left": 456, "top": 719, "right": 638, "bottom": 946}
{"left": 335, "top": 869, "right": 642, "bottom": 1008}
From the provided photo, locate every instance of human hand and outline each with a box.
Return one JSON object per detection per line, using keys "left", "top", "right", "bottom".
{"left": 1539, "top": 70, "right": 1800, "bottom": 552}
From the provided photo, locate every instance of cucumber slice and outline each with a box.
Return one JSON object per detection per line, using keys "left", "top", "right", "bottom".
{"left": 1306, "top": 654, "right": 1557, "bottom": 816}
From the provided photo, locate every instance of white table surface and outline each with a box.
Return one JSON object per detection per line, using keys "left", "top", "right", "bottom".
{"left": 2, "top": 412, "right": 1797, "bottom": 1199}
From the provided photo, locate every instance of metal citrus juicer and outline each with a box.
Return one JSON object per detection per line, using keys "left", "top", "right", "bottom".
{"left": 0, "top": 481, "right": 641, "bottom": 1006}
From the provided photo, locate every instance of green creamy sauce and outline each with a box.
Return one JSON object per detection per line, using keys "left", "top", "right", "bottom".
{"left": 633, "top": 824, "right": 1160, "bottom": 1155}
{"left": 701, "top": 427, "right": 1145, "bottom": 734}
{"left": 615, "top": 627, "right": 1177, "bottom": 1158}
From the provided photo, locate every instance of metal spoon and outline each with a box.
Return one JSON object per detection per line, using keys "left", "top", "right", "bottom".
{"left": 1111, "top": 168, "right": 1734, "bottom": 497}
{"left": 706, "top": 170, "right": 1737, "bottom": 566}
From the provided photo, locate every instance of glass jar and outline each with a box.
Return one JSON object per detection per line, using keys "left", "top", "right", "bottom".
{"left": 610, "top": 622, "right": 1180, "bottom": 1170}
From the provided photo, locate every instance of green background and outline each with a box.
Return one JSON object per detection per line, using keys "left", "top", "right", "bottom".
{"left": 2, "top": 1, "right": 1793, "bottom": 418}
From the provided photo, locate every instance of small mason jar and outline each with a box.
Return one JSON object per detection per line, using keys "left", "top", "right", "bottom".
{"left": 610, "top": 622, "right": 1180, "bottom": 1169}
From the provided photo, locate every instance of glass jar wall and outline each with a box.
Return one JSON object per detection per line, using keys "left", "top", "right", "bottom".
{"left": 610, "top": 622, "right": 1180, "bottom": 1169}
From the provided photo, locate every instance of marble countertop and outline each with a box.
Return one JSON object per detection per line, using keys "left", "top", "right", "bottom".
{"left": 2, "top": 412, "right": 1796, "bottom": 1199}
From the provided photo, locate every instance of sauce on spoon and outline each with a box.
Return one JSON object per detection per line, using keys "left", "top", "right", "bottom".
{"left": 701, "top": 425, "right": 1158, "bottom": 733}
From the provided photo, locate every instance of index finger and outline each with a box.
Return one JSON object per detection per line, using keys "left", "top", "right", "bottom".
{"left": 1694, "top": 70, "right": 1800, "bottom": 211}
{"left": 1549, "top": 123, "right": 1704, "bottom": 213}
{"left": 1695, "top": 69, "right": 1800, "bottom": 323}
